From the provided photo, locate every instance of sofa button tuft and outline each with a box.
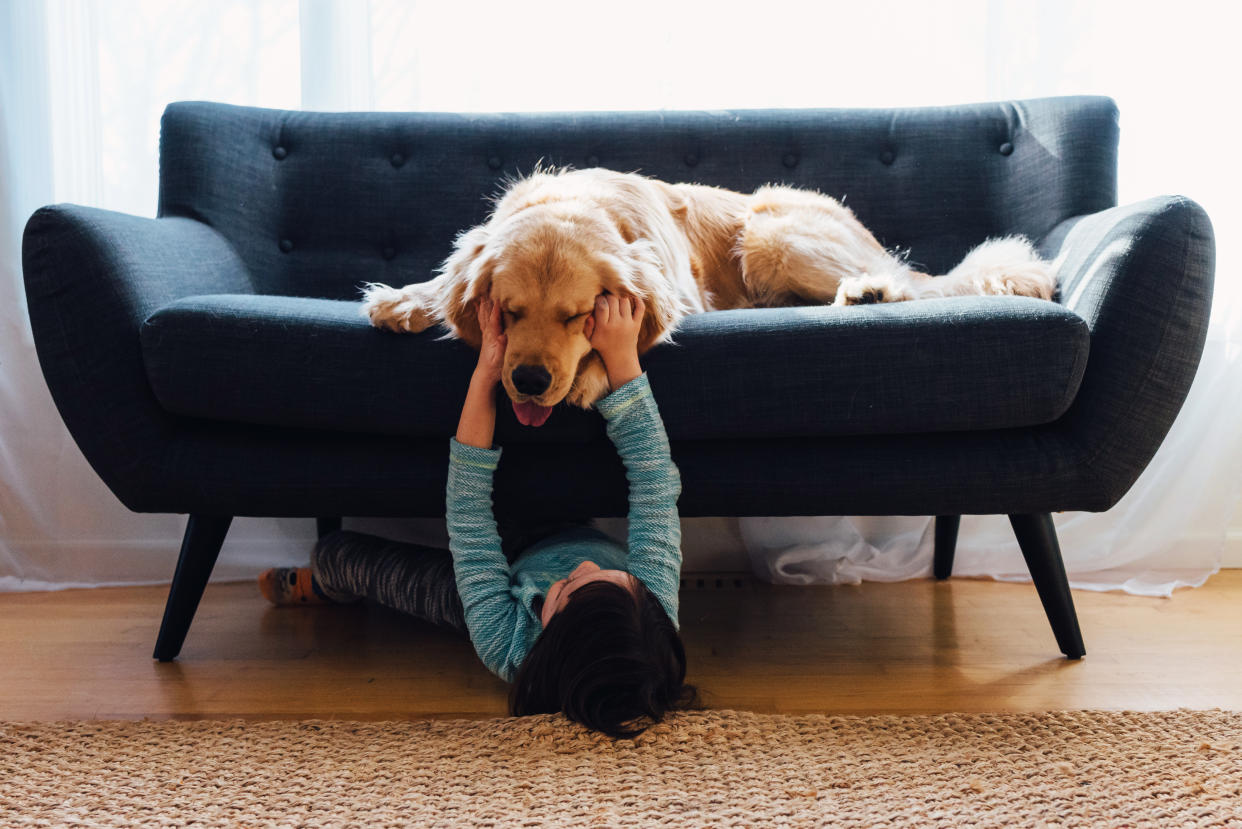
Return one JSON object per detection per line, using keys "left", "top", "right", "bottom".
{"left": 390, "top": 153, "right": 405, "bottom": 168}
{"left": 782, "top": 152, "right": 799, "bottom": 168}
{"left": 272, "top": 146, "right": 287, "bottom": 160}
{"left": 382, "top": 246, "right": 396, "bottom": 260}
{"left": 279, "top": 238, "right": 293, "bottom": 253}
{"left": 880, "top": 150, "right": 895, "bottom": 165}
{"left": 684, "top": 152, "right": 699, "bottom": 167}
{"left": 487, "top": 155, "right": 503, "bottom": 170}
{"left": 999, "top": 141, "right": 1014, "bottom": 156}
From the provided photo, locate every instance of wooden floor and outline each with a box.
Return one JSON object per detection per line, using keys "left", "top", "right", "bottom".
{"left": 2, "top": 571, "right": 1240, "bottom": 720}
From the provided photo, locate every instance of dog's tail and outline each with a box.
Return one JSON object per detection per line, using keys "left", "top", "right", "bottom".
{"left": 919, "top": 236, "right": 1057, "bottom": 300}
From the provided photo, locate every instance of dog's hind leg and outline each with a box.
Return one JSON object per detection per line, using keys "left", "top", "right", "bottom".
{"left": 832, "top": 271, "right": 925, "bottom": 306}
{"left": 920, "top": 237, "right": 1057, "bottom": 300}
{"left": 738, "top": 185, "right": 913, "bottom": 307}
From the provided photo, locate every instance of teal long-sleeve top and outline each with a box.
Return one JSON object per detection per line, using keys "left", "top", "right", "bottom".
{"left": 446, "top": 373, "right": 683, "bottom": 682}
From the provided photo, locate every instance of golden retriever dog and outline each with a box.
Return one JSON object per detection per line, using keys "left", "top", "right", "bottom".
{"left": 363, "top": 168, "right": 1055, "bottom": 425}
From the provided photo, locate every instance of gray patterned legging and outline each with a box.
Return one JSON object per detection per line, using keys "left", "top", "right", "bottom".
{"left": 311, "top": 531, "right": 469, "bottom": 634}
{"left": 309, "top": 520, "right": 592, "bottom": 634}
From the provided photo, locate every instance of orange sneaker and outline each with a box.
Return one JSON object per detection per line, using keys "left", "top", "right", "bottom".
{"left": 258, "top": 567, "right": 334, "bottom": 606}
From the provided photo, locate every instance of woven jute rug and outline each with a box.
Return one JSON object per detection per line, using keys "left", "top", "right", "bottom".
{"left": 3, "top": 710, "right": 1240, "bottom": 828}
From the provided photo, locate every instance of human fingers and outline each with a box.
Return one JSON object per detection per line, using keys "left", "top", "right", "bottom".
{"left": 478, "top": 298, "right": 496, "bottom": 338}
{"left": 595, "top": 294, "right": 610, "bottom": 325}
{"left": 489, "top": 297, "right": 503, "bottom": 334}
{"left": 583, "top": 313, "right": 595, "bottom": 340}
{"left": 632, "top": 295, "right": 645, "bottom": 325}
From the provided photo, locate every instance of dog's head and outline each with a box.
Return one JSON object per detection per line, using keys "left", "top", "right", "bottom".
{"left": 443, "top": 201, "right": 675, "bottom": 423}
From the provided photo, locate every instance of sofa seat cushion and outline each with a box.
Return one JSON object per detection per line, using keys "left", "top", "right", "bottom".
{"left": 140, "top": 294, "right": 1089, "bottom": 443}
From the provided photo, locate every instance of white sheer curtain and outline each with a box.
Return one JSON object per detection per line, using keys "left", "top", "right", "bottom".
{"left": 1, "top": 0, "right": 1238, "bottom": 593}
{"left": 741, "top": 2, "right": 1242, "bottom": 596}
{"left": 0, "top": 0, "right": 312, "bottom": 590}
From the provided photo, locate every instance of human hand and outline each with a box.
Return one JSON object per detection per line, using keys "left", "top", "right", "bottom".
{"left": 473, "top": 297, "right": 507, "bottom": 385}
{"left": 586, "top": 293, "right": 644, "bottom": 390}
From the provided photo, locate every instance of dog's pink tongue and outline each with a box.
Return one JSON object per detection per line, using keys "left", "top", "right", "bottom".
{"left": 513, "top": 400, "right": 554, "bottom": 428}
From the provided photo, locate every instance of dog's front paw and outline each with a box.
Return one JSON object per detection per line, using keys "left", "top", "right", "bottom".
{"left": 361, "top": 283, "right": 435, "bottom": 333}
{"left": 832, "top": 275, "right": 916, "bottom": 306}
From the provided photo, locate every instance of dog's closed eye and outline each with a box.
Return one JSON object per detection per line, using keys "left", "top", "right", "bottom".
{"left": 563, "top": 312, "right": 589, "bottom": 324}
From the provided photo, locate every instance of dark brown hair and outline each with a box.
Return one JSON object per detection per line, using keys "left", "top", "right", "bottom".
{"left": 509, "top": 578, "right": 696, "bottom": 738}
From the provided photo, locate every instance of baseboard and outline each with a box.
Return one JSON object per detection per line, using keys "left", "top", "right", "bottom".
{"left": 1225, "top": 530, "right": 1242, "bottom": 568}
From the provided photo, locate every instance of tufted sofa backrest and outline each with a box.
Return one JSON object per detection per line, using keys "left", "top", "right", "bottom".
{"left": 158, "top": 97, "right": 1118, "bottom": 300}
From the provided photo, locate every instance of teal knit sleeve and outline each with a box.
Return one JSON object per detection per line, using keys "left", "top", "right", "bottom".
{"left": 595, "top": 374, "right": 683, "bottom": 626}
{"left": 446, "top": 438, "right": 526, "bottom": 682}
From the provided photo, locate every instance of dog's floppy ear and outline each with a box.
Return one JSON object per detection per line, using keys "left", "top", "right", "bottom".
{"left": 440, "top": 226, "right": 494, "bottom": 349}
{"left": 608, "top": 240, "right": 684, "bottom": 354}
{"left": 636, "top": 282, "right": 679, "bottom": 354}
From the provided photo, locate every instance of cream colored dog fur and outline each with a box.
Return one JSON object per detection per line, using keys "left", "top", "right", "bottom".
{"left": 363, "top": 168, "right": 1055, "bottom": 420}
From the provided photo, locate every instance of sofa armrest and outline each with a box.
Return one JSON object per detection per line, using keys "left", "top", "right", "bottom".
{"left": 1040, "top": 195, "right": 1215, "bottom": 506}
{"left": 22, "top": 205, "right": 255, "bottom": 508}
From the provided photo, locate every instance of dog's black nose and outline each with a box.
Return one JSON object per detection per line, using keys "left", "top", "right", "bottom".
{"left": 511, "top": 364, "right": 552, "bottom": 396}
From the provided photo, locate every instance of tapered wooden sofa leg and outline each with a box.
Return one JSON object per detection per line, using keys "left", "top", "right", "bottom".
{"left": 1008, "top": 513, "right": 1086, "bottom": 659}
{"left": 153, "top": 515, "right": 233, "bottom": 662}
{"left": 316, "top": 516, "right": 342, "bottom": 539}
{"left": 933, "top": 515, "right": 960, "bottom": 580}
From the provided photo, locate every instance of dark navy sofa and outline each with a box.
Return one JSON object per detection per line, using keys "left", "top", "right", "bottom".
{"left": 22, "top": 97, "right": 1214, "bottom": 663}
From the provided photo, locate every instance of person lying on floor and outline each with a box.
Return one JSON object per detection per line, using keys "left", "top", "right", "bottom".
{"left": 260, "top": 294, "right": 695, "bottom": 737}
